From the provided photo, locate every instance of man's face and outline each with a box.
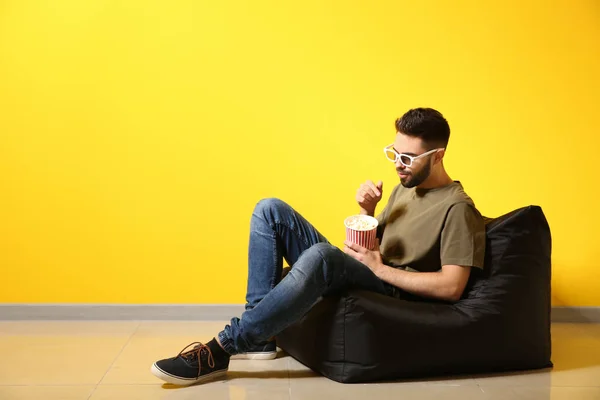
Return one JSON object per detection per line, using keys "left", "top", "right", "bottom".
{"left": 392, "top": 133, "right": 434, "bottom": 188}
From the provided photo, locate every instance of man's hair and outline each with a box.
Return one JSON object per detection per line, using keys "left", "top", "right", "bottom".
{"left": 395, "top": 108, "right": 450, "bottom": 150}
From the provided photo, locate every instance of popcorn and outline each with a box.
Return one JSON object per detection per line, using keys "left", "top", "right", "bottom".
{"left": 344, "top": 215, "right": 378, "bottom": 250}
{"left": 344, "top": 216, "right": 378, "bottom": 231}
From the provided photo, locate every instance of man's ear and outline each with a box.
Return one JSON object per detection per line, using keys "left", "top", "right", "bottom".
{"left": 435, "top": 148, "right": 446, "bottom": 164}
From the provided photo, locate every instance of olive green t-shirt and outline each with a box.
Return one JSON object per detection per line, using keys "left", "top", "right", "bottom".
{"left": 376, "top": 181, "right": 485, "bottom": 272}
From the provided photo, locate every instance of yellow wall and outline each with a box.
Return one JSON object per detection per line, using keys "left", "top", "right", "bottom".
{"left": 1, "top": 1, "right": 598, "bottom": 305}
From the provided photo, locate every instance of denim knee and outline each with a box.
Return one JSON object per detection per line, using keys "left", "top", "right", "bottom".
{"left": 295, "top": 242, "right": 341, "bottom": 283}
{"left": 308, "top": 242, "right": 338, "bottom": 260}
{"left": 253, "top": 198, "right": 288, "bottom": 223}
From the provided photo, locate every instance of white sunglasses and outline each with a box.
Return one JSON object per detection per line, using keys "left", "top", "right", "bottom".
{"left": 383, "top": 144, "right": 444, "bottom": 167}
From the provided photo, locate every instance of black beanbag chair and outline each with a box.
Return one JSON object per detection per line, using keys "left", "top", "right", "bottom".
{"left": 276, "top": 205, "right": 553, "bottom": 383}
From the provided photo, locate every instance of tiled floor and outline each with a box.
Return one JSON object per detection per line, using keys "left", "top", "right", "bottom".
{"left": 0, "top": 321, "right": 599, "bottom": 400}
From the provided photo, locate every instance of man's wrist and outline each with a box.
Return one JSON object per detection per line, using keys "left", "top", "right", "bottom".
{"left": 374, "top": 261, "right": 388, "bottom": 279}
{"left": 359, "top": 208, "right": 375, "bottom": 217}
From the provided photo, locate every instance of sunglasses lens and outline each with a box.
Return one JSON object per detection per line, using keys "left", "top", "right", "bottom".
{"left": 400, "top": 155, "right": 412, "bottom": 166}
{"left": 384, "top": 149, "right": 397, "bottom": 162}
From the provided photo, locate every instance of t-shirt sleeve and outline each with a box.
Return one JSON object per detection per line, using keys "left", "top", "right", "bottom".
{"left": 440, "top": 202, "right": 486, "bottom": 269}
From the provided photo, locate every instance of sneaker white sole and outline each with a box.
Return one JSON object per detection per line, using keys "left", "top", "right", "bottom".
{"left": 230, "top": 351, "right": 277, "bottom": 360}
{"left": 151, "top": 363, "right": 227, "bottom": 386}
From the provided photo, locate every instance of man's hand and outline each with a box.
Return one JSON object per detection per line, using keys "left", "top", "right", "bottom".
{"left": 343, "top": 239, "right": 385, "bottom": 277}
{"left": 356, "top": 180, "right": 383, "bottom": 216}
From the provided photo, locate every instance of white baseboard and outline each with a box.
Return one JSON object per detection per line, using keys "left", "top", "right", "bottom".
{"left": 0, "top": 305, "right": 598, "bottom": 323}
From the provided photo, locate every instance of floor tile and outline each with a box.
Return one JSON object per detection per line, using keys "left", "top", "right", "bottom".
{"left": 91, "top": 381, "right": 290, "bottom": 400}
{"left": 286, "top": 356, "right": 318, "bottom": 374}
{"left": 479, "top": 386, "right": 600, "bottom": 399}
{"left": 290, "top": 381, "right": 485, "bottom": 400}
{"left": 473, "top": 364, "right": 600, "bottom": 387}
{"left": 579, "top": 324, "right": 600, "bottom": 340}
{"left": 0, "top": 322, "right": 136, "bottom": 385}
{"left": 0, "top": 385, "right": 95, "bottom": 400}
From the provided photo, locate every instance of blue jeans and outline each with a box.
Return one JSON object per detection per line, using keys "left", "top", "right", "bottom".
{"left": 218, "top": 198, "right": 394, "bottom": 355}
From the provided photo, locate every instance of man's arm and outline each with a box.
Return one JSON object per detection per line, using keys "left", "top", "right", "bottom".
{"left": 343, "top": 240, "right": 472, "bottom": 303}
{"left": 374, "top": 263, "right": 471, "bottom": 303}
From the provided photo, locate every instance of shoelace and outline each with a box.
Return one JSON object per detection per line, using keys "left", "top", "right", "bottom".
{"left": 178, "top": 342, "right": 215, "bottom": 378}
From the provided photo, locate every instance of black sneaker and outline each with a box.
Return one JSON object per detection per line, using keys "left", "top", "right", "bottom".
{"left": 230, "top": 341, "right": 277, "bottom": 360}
{"left": 151, "top": 340, "right": 229, "bottom": 386}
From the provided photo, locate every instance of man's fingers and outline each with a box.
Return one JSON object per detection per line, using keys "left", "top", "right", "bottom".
{"left": 344, "top": 245, "right": 363, "bottom": 263}
{"left": 362, "top": 186, "right": 378, "bottom": 199}
{"left": 357, "top": 194, "right": 370, "bottom": 204}
{"left": 344, "top": 241, "right": 358, "bottom": 253}
{"left": 357, "top": 187, "right": 372, "bottom": 200}
{"left": 343, "top": 245, "right": 357, "bottom": 257}
{"left": 357, "top": 190, "right": 372, "bottom": 204}
{"left": 344, "top": 240, "right": 366, "bottom": 254}
{"left": 366, "top": 181, "right": 381, "bottom": 197}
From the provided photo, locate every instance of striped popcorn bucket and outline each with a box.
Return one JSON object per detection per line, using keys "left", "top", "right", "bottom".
{"left": 344, "top": 215, "right": 378, "bottom": 250}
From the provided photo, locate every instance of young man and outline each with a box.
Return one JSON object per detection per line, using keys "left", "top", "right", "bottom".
{"left": 151, "top": 108, "right": 486, "bottom": 386}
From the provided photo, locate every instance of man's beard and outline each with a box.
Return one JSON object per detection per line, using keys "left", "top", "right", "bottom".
{"left": 399, "top": 161, "right": 431, "bottom": 188}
